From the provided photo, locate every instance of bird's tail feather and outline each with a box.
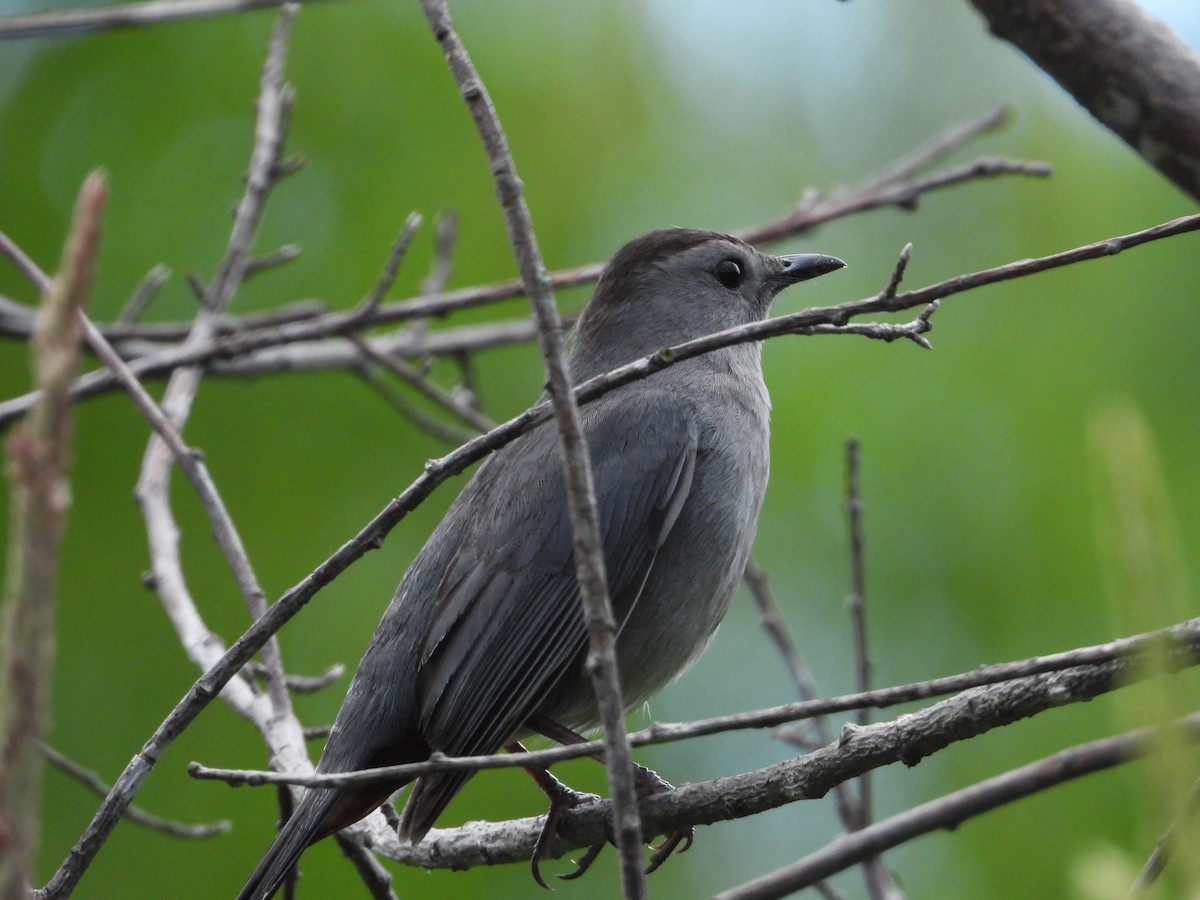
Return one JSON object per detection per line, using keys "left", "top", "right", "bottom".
{"left": 398, "top": 769, "right": 475, "bottom": 844}
{"left": 235, "top": 786, "right": 342, "bottom": 900}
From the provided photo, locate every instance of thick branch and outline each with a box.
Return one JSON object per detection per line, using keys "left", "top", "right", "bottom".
{"left": 968, "top": 0, "right": 1200, "bottom": 201}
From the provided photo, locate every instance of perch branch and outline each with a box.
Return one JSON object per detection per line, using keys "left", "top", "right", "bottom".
{"left": 202, "top": 645, "right": 1200, "bottom": 872}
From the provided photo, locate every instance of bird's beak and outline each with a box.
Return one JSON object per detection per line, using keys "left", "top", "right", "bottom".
{"left": 774, "top": 253, "right": 847, "bottom": 284}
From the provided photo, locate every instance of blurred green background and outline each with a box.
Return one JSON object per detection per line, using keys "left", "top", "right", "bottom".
{"left": 2, "top": 0, "right": 1199, "bottom": 897}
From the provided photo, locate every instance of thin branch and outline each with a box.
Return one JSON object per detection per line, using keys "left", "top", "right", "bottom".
{"left": 739, "top": 564, "right": 892, "bottom": 900}
{"left": 840, "top": 441, "right": 903, "bottom": 900}
{"left": 117, "top": 264, "right": 172, "bottom": 325}
{"left": 1128, "top": 775, "right": 1200, "bottom": 895}
{"left": 334, "top": 834, "right": 400, "bottom": 900}
{"left": 742, "top": 155, "right": 1050, "bottom": 246}
{"left": 715, "top": 714, "right": 1200, "bottom": 899}
{"left": 858, "top": 105, "right": 1011, "bottom": 190}
{"left": 83, "top": 313, "right": 268, "bottom": 629}
{"left": 421, "top": 209, "right": 458, "bottom": 297}
{"left": 419, "top": 2, "right": 644, "bottom": 896}
{"left": 242, "top": 662, "right": 345, "bottom": 695}
{"left": 0, "top": 0, "right": 338, "bottom": 41}
{"left": 0, "top": 171, "right": 104, "bottom": 897}
{"left": 743, "top": 562, "right": 825, "bottom": 741}
{"left": 0, "top": 117, "right": 1050, "bottom": 423}
{"left": 0, "top": 229, "right": 49, "bottom": 291}
{"left": 355, "top": 213, "right": 422, "bottom": 317}
{"left": 244, "top": 243, "right": 302, "bottom": 279}
{"left": 353, "top": 362, "right": 479, "bottom": 446}
{"left": 131, "top": 0, "right": 294, "bottom": 715}
{"left": 845, "top": 440, "right": 871, "bottom": 734}
{"left": 349, "top": 334, "right": 494, "bottom": 434}
{"left": 41, "top": 745, "right": 229, "bottom": 839}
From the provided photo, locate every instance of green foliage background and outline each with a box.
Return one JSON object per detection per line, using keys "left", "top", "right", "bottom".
{"left": 1, "top": 1, "right": 1198, "bottom": 897}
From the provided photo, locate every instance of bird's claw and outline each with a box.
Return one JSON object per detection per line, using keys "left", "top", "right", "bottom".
{"left": 557, "top": 841, "right": 605, "bottom": 881}
{"left": 633, "top": 762, "right": 693, "bottom": 874}
{"left": 527, "top": 756, "right": 695, "bottom": 886}
{"left": 645, "top": 825, "right": 694, "bottom": 873}
{"left": 530, "top": 779, "right": 601, "bottom": 889}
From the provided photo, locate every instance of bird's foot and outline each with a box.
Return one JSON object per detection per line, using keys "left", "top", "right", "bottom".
{"left": 528, "top": 768, "right": 602, "bottom": 889}
{"left": 633, "top": 763, "right": 694, "bottom": 873}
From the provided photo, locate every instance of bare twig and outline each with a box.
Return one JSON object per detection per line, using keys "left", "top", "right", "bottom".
{"left": 0, "top": 172, "right": 104, "bottom": 896}
{"left": 0, "top": 118, "right": 1051, "bottom": 425}
{"left": 242, "top": 661, "right": 345, "bottom": 695}
{"left": 716, "top": 714, "right": 1200, "bottom": 899}
{"left": 742, "top": 155, "right": 1051, "bottom": 245}
{"left": 116, "top": 264, "right": 172, "bottom": 325}
{"left": 1128, "top": 775, "right": 1200, "bottom": 895}
{"left": 743, "top": 561, "right": 894, "bottom": 900}
{"left": 0, "top": 0, "right": 338, "bottom": 41}
{"left": 83, "top": 313, "right": 268, "bottom": 625}
{"left": 334, "top": 834, "right": 400, "bottom": 900}
{"left": 419, "top": 2, "right": 645, "bottom": 895}
{"left": 349, "top": 334, "right": 494, "bottom": 434}
{"left": 840, "top": 441, "right": 903, "bottom": 900}
{"left": 858, "top": 105, "right": 1011, "bottom": 190}
{"left": 356, "top": 213, "right": 422, "bottom": 316}
{"left": 421, "top": 209, "right": 458, "bottom": 297}
{"left": 743, "top": 562, "right": 824, "bottom": 736}
{"left": 42, "top": 745, "right": 229, "bottom": 839}
{"left": 354, "top": 363, "right": 479, "bottom": 446}
{"left": 0, "top": 229, "right": 49, "bottom": 291}
{"left": 844, "top": 441, "right": 871, "bottom": 737}
{"left": 244, "top": 243, "right": 302, "bottom": 279}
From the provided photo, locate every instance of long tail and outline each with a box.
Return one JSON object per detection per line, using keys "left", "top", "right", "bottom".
{"left": 235, "top": 786, "right": 342, "bottom": 900}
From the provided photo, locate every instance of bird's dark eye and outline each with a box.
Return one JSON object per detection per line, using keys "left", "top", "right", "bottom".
{"left": 714, "top": 258, "right": 743, "bottom": 290}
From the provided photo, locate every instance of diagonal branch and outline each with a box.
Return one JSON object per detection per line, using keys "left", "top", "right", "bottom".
{"left": 967, "top": 0, "right": 1200, "bottom": 202}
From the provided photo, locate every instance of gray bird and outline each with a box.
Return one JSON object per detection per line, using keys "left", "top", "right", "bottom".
{"left": 237, "top": 228, "right": 844, "bottom": 899}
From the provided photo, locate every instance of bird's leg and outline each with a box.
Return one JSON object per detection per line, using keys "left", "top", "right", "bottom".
{"left": 505, "top": 741, "right": 602, "bottom": 889}
{"left": 527, "top": 715, "right": 694, "bottom": 877}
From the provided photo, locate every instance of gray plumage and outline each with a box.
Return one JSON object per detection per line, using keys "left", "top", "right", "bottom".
{"left": 237, "top": 228, "right": 844, "bottom": 900}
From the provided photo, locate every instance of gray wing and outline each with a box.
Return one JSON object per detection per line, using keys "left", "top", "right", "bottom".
{"left": 398, "top": 388, "right": 698, "bottom": 840}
